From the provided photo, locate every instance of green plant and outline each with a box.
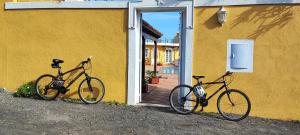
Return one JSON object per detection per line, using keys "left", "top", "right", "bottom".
{"left": 145, "top": 70, "right": 161, "bottom": 82}
{"left": 146, "top": 70, "right": 159, "bottom": 79}
{"left": 13, "top": 81, "right": 37, "bottom": 98}
{"left": 104, "top": 100, "right": 126, "bottom": 106}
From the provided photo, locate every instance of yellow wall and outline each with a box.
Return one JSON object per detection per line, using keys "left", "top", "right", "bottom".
{"left": 1, "top": 0, "right": 300, "bottom": 120}
{"left": 145, "top": 45, "right": 179, "bottom": 65}
{"left": 0, "top": 1, "right": 128, "bottom": 103}
{"left": 194, "top": 5, "right": 300, "bottom": 120}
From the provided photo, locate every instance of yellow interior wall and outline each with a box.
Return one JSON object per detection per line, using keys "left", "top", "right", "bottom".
{"left": 145, "top": 45, "right": 179, "bottom": 65}
{"left": 194, "top": 5, "right": 300, "bottom": 120}
{"left": 0, "top": 2, "right": 128, "bottom": 103}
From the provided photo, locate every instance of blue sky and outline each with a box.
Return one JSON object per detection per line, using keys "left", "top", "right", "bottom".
{"left": 142, "top": 12, "right": 180, "bottom": 40}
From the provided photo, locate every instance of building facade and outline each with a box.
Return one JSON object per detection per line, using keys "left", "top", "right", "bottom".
{"left": 145, "top": 42, "right": 180, "bottom": 66}
{"left": 1, "top": 0, "right": 300, "bottom": 120}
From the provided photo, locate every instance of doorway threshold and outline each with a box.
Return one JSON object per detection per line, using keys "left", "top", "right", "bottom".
{"left": 137, "top": 103, "right": 170, "bottom": 108}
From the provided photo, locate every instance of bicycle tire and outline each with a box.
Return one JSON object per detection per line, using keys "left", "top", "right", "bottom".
{"left": 169, "top": 85, "right": 199, "bottom": 114}
{"left": 35, "top": 74, "right": 60, "bottom": 100}
{"left": 217, "top": 89, "right": 251, "bottom": 121}
{"left": 78, "top": 77, "right": 105, "bottom": 104}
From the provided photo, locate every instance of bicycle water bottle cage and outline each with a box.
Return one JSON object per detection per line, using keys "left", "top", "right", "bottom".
{"left": 51, "top": 59, "right": 64, "bottom": 68}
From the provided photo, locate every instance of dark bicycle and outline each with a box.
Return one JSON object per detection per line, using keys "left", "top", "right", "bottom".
{"left": 35, "top": 57, "right": 105, "bottom": 104}
{"left": 169, "top": 71, "right": 251, "bottom": 121}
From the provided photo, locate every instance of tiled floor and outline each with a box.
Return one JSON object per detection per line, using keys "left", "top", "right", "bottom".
{"left": 142, "top": 66, "right": 179, "bottom": 105}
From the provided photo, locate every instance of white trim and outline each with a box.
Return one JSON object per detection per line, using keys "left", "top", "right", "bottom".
{"left": 5, "top": 0, "right": 300, "bottom": 10}
{"left": 5, "top": 1, "right": 128, "bottom": 9}
{"left": 127, "top": 7, "right": 142, "bottom": 105}
{"left": 127, "top": 0, "right": 194, "bottom": 105}
{"left": 136, "top": 103, "right": 169, "bottom": 108}
{"left": 195, "top": 0, "right": 300, "bottom": 7}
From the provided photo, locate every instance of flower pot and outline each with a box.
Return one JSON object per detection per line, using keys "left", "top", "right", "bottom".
{"left": 149, "top": 77, "right": 159, "bottom": 84}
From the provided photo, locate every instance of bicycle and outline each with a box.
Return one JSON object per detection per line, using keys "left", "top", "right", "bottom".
{"left": 169, "top": 71, "right": 251, "bottom": 121}
{"left": 35, "top": 57, "right": 105, "bottom": 104}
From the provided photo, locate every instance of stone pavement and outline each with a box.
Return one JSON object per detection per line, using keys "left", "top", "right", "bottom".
{"left": 142, "top": 73, "right": 178, "bottom": 105}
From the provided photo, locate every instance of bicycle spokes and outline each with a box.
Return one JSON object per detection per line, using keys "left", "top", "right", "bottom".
{"left": 217, "top": 90, "right": 251, "bottom": 121}
{"left": 169, "top": 85, "right": 199, "bottom": 114}
{"left": 78, "top": 78, "right": 105, "bottom": 104}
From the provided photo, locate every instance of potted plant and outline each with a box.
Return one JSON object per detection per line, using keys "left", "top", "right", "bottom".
{"left": 146, "top": 70, "right": 160, "bottom": 84}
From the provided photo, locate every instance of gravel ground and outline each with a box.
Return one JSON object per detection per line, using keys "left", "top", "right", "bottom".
{"left": 0, "top": 91, "right": 299, "bottom": 135}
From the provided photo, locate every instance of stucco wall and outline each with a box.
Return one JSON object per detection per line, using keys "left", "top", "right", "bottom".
{"left": 1, "top": 0, "right": 300, "bottom": 120}
{"left": 194, "top": 5, "right": 300, "bottom": 120}
{"left": 0, "top": 2, "right": 128, "bottom": 103}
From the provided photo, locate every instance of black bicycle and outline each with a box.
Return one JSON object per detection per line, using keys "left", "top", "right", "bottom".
{"left": 35, "top": 57, "right": 105, "bottom": 104}
{"left": 169, "top": 71, "right": 251, "bottom": 121}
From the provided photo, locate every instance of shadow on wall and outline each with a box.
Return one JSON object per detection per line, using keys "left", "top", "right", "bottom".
{"left": 204, "top": 10, "right": 222, "bottom": 30}
{"left": 231, "top": 5, "right": 293, "bottom": 39}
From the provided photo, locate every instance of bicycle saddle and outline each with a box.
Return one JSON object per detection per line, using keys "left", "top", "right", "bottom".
{"left": 52, "top": 59, "right": 64, "bottom": 64}
{"left": 52, "top": 59, "right": 64, "bottom": 68}
{"left": 192, "top": 75, "right": 205, "bottom": 79}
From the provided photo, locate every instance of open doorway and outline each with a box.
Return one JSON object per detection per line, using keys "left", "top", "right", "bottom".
{"left": 141, "top": 12, "right": 181, "bottom": 105}
{"left": 127, "top": 1, "right": 194, "bottom": 105}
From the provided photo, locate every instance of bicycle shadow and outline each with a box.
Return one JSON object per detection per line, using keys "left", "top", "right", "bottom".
{"left": 144, "top": 105, "right": 226, "bottom": 121}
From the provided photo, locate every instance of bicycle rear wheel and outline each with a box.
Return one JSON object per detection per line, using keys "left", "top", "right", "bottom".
{"left": 78, "top": 77, "right": 105, "bottom": 104}
{"left": 35, "top": 74, "right": 60, "bottom": 100}
{"left": 169, "top": 85, "right": 199, "bottom": 114}
{"left": 217, "top": 89, "right": 251, "bottom": 121}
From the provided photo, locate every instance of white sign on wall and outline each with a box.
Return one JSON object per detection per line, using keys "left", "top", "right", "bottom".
{"left": 226, "top": 39, "right": 254, "bottom": 73}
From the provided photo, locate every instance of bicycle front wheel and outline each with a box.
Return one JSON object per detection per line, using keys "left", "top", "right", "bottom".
{"left": 78, "top": 77, "right": 105, "bottom": 104}
{"left": 35, "top": 74, "right": 60, "bottom": 100}
{"left": 169, "top": 85, "right": 199, "bottom": 114}
{"left": 217, "top": 89, "right": 251, "bottom": 121}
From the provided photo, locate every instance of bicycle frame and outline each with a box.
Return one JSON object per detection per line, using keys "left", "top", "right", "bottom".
{"left": 57, "top": 66, "right": 89, "bottom": 89}
{"left": 194, "top": 75, "right": 231, "bottom": 101}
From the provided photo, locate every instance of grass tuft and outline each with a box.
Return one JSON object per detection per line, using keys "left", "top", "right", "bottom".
{"left": 13, "top": 81, "right": 38, "bottom": 98}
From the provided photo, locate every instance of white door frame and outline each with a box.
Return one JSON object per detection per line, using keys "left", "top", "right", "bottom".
{"left": 127, "top": 0, "right": 194, "bottom": 105}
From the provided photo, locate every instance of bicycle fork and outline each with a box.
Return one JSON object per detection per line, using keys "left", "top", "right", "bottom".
{"left": 224, "top": 84, "right": 235, "bottom": 106}
{"left": 86, "top": 75, "right": 94, "bottom": 92}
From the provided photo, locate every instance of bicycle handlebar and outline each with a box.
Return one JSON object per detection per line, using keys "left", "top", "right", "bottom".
{"left": 224, "top": 71, "right": 233, "bottom": 76}
{"left": 81, "top": 56, "right": 92, "bottom": 65}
